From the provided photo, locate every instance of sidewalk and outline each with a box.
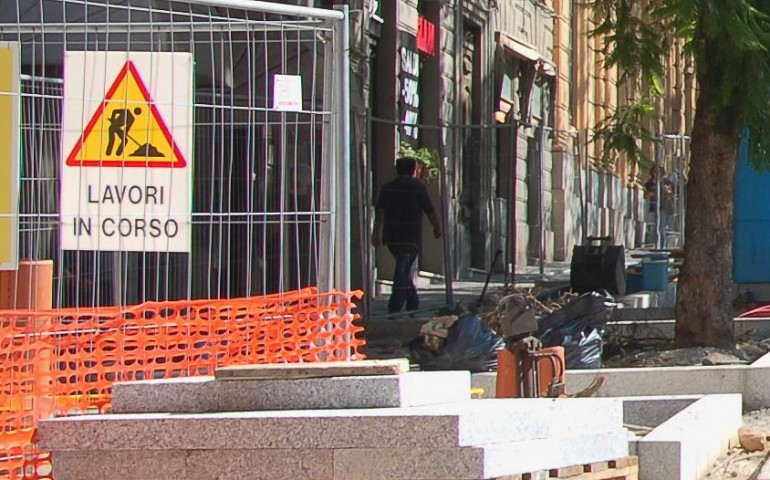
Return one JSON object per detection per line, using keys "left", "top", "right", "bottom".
{"left": 362, "top": 261, "right": 573, "bottom": 323}
{"left": 357, "top": 250, "right": 659, "bottom": 358}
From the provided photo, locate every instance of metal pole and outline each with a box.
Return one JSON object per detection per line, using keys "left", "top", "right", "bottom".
{"left": 575, "top": 130, "right": 587, "bottom": 244}
{"left": 186, "top": 0, "right": 345, "bottom": 20}
{"left": 538, "top": 124, "right": 546, "bottom": 278}
{"left": 439, "top": 153, "right": 454, "bottom": 305}
{"left": 334, "top": 5, "right": 351, "bottom": 292}
{"left": 506, "top": 119, "right": 519, "bottom": 286}
{"left": 362, "top": 112, "right": 373, "bottom": 319}
{"left": 451, "top": 0, "right": 464, "bottom": 287}
{"left": 680, "top": 137, "right": 688, "bottom": 240}
{"left": 655, "top": 138, "right": 662, "bottom": 250}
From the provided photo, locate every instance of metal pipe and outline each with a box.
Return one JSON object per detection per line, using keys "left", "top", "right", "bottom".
{"left": 362, "top": 112, "right": 373, "bottom": 319}
{"left": 0, "top": 22, "right": 326, "bottom": 34}
{"left": 436, "top": 18, "right": 454, "bottom": 305}
{"left": 538, "top": 124, "right": 546, "bottom": 278}
{"left": 439, "top": 154, "right": 454, "bottom": 305}
{"left": 334, "top": 4, "right": 351, "bottom": 292}
{"left": 175, "top": 0, "right": 345, "bottom": 20}
{"left": 451, "top": 0, "right": 464, "bottom": 285}
{"left": 575, "top": 130, "right": 587, "bottom": 244}
{"left": 655, "top": 140, "right": 662, "bottom": 250}
{"left": 507, "top": 119, "right": 519, "bottom": 286}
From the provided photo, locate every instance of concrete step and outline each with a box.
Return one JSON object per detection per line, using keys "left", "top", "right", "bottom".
{"left": 41, "top": 398, "right": 625, "bottom": 452}
{"left": 111, "top": 371, "right": 471, "bottom": 413}
{"left": 49, "top": 430, "right": 629, "bottom": 480}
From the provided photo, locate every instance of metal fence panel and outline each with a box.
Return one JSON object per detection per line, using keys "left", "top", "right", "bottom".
{"left": 0, "top": 0, "right": 349, "bottom": 308}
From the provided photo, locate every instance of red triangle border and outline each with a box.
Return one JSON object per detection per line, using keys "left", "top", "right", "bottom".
{"left": 65, "top": 60, "right": 187, "bottom": 168}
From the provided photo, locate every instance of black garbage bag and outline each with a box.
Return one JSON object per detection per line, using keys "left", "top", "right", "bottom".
{"left": 539, "top": 316, "right": 603, "bottom": 369}
{"left": 537, "top": 291, "right": 616, "bottom": 335}
{"left": 537, "top": 292, "right": 615, "bottom": 369}
{"left": 409, "top": 314, "right": 504, "bottom": 372}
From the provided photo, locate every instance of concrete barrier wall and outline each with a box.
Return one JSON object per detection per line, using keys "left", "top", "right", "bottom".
{"left": 472, "top": 350, "right": 770, "bottom": 409}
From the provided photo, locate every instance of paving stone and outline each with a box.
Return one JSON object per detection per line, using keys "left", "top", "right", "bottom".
{"left": 111, "top": 371, "right": 471, "bottom": 414}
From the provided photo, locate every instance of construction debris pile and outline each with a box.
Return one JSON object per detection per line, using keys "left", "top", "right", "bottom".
{"left": 409, "top": 285, "right": 616, "bottom": 373}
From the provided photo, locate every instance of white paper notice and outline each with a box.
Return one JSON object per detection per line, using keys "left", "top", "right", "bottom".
{"left": 273, "top": 74, "right": 303, "bottom": 111}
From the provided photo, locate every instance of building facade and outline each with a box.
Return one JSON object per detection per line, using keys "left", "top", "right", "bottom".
{"left": 345, "top": 0, "right": 696, "bottom": 293}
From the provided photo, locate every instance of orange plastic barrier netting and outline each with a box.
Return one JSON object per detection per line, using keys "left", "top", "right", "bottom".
{"left": 0, "top": 288, "right": 365, "bottom": 479}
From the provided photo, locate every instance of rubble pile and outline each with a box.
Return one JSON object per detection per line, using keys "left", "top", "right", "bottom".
{"left": 409, "top": 285, "right": 613, "bottom": 372}
{"left": 482, "top": 286, "right": 577, "bottom": 334}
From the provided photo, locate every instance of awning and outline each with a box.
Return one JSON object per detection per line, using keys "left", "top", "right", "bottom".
{"left": 495, "top": 31, "right": 556, "bottom": 76}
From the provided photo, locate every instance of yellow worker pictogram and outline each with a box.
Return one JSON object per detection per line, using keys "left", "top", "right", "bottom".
{"left": 66, "top": 61, "right": 186, "bottom": 168}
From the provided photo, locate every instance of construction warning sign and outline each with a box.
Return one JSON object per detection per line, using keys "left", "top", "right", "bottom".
{"left": 60, "top": 52, "right": 194, "bottom": 253}
{"left": 65, "top": 61, "right": 186, "bottom": 168}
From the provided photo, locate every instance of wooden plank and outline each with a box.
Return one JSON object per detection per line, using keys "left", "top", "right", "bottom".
{"left": 550, "top": 464, "right": 587, "bottom": 477}
{"left": 214, "top": 359, "right": 411, "bottom": 380}
{"left": 495, "top": 458, "right": 638, "bottom": 480}
{"left": 522, "top": 472, "right": 548, "bottom": 480}
{"left": 583, "top": 461, "right": 610, "bottom": 473}
{"left": 563, "top": 465, "right": 638, "bottom": 480}
{"left": 608, "top": 457, "right": 638, "bottom": 469}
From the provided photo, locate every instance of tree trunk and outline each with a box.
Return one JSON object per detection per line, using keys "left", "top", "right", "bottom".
{"left": 674, "top": 91, "right": 739, "bottom": 347}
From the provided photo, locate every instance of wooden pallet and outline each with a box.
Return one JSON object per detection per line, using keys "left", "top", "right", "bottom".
{"left": 495, "top": 456, "right": 639, "bottom": 480}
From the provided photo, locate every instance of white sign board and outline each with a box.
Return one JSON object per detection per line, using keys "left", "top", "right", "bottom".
{"left": 60, "top": 52, "right": 194, "bottom": 253}
{"left": 273, "top": 74, "right": 303, "bottom": 111}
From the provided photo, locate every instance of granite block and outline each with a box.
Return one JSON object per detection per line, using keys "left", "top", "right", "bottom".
{"left": 565, "top": 365, "right": 746, "bottom": 398}
{"left": 111, "top": 371, "right": 471, "bottom": 413}
{"left": 112, "top": 376, "right": 216, "bottom": 414}
{"left": 51, "top": 450, "right": 187, "bottom": 480}
{"left": 40, "top": 399, "right": 624, "bottom": 452}
{"left": 50, "top": 449, "right": 334, "bottom": 480}
{"left": 185, "top": 449, "right": 334, "bottom": 480}
{"left": 619, "top": 395, "right": 702, "bottom": 428}
{"left": 49, "top": 435, "right": 627, "bottom": 480}
{"left": 745, "top": 363, "right": 770, "bottom": 408}
{"left": 637, "top": 394, "right": 742, "bottom": 480}
{"left": 332, "top": 430, "right": 629, "bottom": 479}
{"left": 214, "top": 358, "right": 410, "bottom": 380}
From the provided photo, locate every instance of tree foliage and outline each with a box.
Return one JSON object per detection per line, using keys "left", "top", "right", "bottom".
{"left": 590, "top": 0, "right": 770, "bottom": 169}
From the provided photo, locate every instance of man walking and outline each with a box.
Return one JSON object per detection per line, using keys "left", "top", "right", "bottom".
{"left": 372, "top": 157, "right": 442, "bottom": 315}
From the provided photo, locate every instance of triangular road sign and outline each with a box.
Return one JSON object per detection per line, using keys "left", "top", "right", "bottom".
{"left": 65, "top": 61, "right": 187, "bottom": 168}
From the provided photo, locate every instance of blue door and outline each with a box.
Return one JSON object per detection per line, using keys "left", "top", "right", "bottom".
{"left": 734, "top": 133, "right": 770, "bottom": 282}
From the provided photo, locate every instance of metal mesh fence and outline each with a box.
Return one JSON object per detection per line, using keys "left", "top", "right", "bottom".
{"left": 0, "top": 0, "right": 348, "bottom": 309}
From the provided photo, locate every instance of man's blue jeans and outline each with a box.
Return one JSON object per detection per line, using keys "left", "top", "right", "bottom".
{"left": 387, "top": 244, "right": 419, "bottom": 314}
